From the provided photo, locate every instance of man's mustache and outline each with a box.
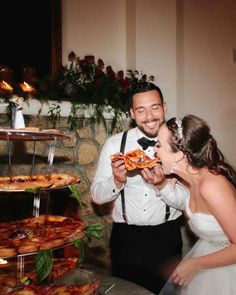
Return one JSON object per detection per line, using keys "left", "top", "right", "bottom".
{"left": 142, "top": 119, "right": 159, "bottom": 124}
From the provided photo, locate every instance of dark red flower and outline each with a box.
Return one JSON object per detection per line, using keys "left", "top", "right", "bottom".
{"left": 95, "top": 68, "right": 104, "bottom": 76}
{"left": 68, "top": 51, "right": 76, "bottom": 62}
{"left": 84, "top": 55, "right": 95, "bottom": 64}
{"left": 119, "top": 77, "right": 130, "bottom": 90}
{"left": 106, "top": 66, "right": 116, "bottom": 78}
{"left": 79, "top": 59, "right": 87, "bottom": 71}
{"left": 148, "top": 75, "right": 155, "bottom": 81}
{"left": 98, "top": 59, "right": 105, "bottom": 69}
{"left": 141, "top": 74, "right": 147, "bottom": 81}
{"left": 117, "top": 70, "right": 124, "bottom": 79}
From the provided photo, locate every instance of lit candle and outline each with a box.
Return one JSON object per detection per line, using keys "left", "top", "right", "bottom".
{"left": 20, "top": 81, "right": 35, "bottom": 93}
{"left": 0, "top": 258, "right": 8, "bottom": 265}
{"left": 0, "top": 80, "right": 13, "bottom": 92}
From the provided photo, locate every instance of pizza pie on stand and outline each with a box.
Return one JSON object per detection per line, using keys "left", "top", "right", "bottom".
{"left": 0, "top": 173, "right": 80, "bottom": 192}
{"left": 0, "top": 127, "right": 101, "bottom": 294}
{"left": 0, "top": 258, "right": 100, "bottom": 295}
{"left": 0, "top": 215, "right": 85, "bottom": 258}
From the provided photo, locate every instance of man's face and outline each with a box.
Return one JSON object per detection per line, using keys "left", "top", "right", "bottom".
{"left": 130, "top": 90, "right": 167, "bottom": 138}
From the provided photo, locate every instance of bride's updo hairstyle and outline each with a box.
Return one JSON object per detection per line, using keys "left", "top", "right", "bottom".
{"left": 166, "top": 114, "right": 236, "bottom": 188}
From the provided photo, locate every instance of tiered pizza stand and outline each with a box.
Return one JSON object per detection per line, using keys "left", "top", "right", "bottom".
{"left": 0, "top": 129, "right": 96, "bottom": 292}
{"left": 0, "top": 128, "right": 72, "bottom": 218}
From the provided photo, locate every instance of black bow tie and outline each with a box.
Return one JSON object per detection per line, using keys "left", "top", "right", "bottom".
{"left": 137, "top": 137, "right": 157, "bottom": 150}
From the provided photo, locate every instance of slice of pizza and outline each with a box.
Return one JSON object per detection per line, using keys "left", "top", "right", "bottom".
{"left": 111, "top": 148, "right": 161, "bottom": 171}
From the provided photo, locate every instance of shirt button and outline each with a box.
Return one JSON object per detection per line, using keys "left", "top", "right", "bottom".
{"left": 112, "top": 189, "right": 116, "bottom": 193}
{"left": 145, "top": 194, "right": 147, "bottom": 196}
{"left": 143, "top": 209, "right": 146, "bottom": 212}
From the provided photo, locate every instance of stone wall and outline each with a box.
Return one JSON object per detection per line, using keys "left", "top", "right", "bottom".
{"left": 0, "top": 113, "right": 131, "bottom": 267}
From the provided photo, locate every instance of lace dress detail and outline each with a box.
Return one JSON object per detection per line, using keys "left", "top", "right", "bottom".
{"left": 159, "top": 197, "right": 236, "bottom": 295}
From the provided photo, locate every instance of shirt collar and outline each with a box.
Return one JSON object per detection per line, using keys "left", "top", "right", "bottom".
{"left": 135, "top": 127, "right": 158, "bottom": 141}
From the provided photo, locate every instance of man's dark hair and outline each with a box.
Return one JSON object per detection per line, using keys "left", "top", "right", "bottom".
{"left": 128, "top": 82, "right": 164, "bottom": 107}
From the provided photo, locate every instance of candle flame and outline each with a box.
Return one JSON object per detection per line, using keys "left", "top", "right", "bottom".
{"left": 20, "top": 81, "right": 35, "bottom": 92}
{"left": 0, "top": 80, "right": 13, "bottom": 92}
{"left": 0, "top": 258, "right": 8, "bottom": 265}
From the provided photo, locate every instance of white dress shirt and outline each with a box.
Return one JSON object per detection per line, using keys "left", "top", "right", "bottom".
{"left": 91, "top": 127, "right": 189, "bottom": 225}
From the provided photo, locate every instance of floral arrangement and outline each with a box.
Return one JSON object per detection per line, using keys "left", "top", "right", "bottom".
{"left": 0, "top": 52, "right": 155, "bottom": 130}
{"left": 35, "top": 51, "right": 154, "bottom": 111}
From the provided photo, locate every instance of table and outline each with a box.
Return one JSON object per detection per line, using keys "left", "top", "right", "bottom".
{"left": 97, "top": 273, "right": 155, "bottom": 295}
{"left": 56, "top": 268, "right": 155, "bottom": 295}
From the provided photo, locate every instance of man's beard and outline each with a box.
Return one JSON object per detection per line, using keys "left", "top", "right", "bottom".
{"left": 137, "top": 119, "right": 164, "bottom": 138}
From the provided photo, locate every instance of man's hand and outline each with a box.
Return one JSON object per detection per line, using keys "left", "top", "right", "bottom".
{"left": 141, "top": 164, "right": 168, "bottom": 190}
{"left": 111, "top": 156, "right": 127, "bottom": 189}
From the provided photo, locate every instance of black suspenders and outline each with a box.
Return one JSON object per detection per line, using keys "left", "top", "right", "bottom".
{"left": 120, "top": 131, "right": 128, "bottom": 223}
{"left": 119, "top": 130, "right": 170, "bottom": 223}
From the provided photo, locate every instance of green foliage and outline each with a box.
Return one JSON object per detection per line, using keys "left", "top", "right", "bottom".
{"left": 73, "top": 238, "right": 85, "bottom": 265}
{"left": 68, "top": 184, "right": 82, "bottom": 207}
{"left": 25, "top": 187, "right": 40, "bottom": 194}
{"left": 34, "top": 223, "right": 105, "bottom": 280}
{"left": 74, "top": 223, "right": 105, "bottom": 266}
{"left": 84, "top": 223, "right": 105, "bottom": 241}
{"left": 35, "top": 249, "right": 53, "bottom": 282}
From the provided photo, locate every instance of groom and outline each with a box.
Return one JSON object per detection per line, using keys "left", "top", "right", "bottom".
{"left": 91, "top": 82, "right": 188, "bottom": 294}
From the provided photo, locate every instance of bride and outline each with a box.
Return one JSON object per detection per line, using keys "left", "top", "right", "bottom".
{"left": 141, "top": 114, "right": 236, "bottom": 295}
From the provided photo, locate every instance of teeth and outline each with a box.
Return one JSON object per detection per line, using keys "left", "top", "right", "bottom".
{"left": 145, "top": 122, "right": 156, "bottom": 128}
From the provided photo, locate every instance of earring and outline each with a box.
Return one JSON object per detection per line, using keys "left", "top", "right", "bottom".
{"left": 171, "top": 161, "right": 177, "bottom": 174}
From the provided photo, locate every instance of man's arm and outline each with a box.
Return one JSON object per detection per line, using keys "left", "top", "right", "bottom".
{"left": 141, "top": 164, "right": 189, "bottom": 210}
{"left": 90, "top": 139, "right": 127, "bottom": 204}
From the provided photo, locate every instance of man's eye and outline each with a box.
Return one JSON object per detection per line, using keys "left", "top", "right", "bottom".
{"left": 155, "top": 141, "right": 161, "bottom": 148}
{"left": 137, "top": 108, "right": 144, "bottom": 113}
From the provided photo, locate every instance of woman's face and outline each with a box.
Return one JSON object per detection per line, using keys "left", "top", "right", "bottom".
{"left": 155, "top": 124, "right": 176, "bottom": 174}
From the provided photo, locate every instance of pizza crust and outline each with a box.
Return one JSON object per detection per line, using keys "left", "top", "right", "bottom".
{"left": 0, "top": 247, "right": 17, "bottom": 258}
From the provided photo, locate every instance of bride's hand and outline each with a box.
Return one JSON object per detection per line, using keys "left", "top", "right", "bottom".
{"left": 171, "top": 258, "right": 200, "bottom": 286}
{"left": 141, "top": 164, "right": 168, "bottom": 189}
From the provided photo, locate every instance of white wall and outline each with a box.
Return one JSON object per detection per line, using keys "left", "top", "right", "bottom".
{"left": 62, "top": 0, "right": 127, "bottom": 70}
{"left": 135, "top": 0, "right": 178, "bottom": 120}
{"left": 61, "top": 0, "right": 236, "bottom": 165}
{"left": 181, "top": 0, "right": 236, "bottom": 166}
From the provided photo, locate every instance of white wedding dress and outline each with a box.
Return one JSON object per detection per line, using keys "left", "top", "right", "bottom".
{"left": 159, "top": 197, "right": 236, "bottom": 295}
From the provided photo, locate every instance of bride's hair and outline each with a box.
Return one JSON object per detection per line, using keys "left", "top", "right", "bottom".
{"left": 166, "top": 114, "right": 236, "bottom": 188}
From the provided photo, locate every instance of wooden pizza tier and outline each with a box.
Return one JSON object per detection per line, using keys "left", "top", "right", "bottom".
{"left": 0, "top": 128, "right": 70, "bottom": 141}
